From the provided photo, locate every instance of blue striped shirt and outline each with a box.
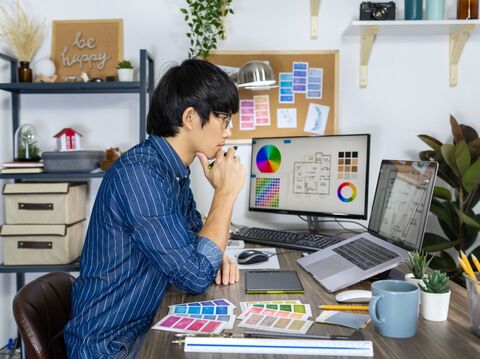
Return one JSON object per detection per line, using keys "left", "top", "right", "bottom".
{"left": 64, "top": 135, "right": 223, "bottom": 358}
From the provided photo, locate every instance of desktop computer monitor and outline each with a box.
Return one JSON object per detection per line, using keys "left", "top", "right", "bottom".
{"left": 249, "top": 134, "right": 370, "bottom": 220}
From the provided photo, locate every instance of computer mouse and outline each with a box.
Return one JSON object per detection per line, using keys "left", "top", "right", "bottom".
{"left": 335, "top": 290, "right": 372, "bottom": 303}
{"left": 237, "top": 250, "right": 270, "bottom": 265}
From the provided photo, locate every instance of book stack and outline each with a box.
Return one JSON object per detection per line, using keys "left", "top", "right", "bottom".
{"left": 1, "top": 161, "right": 44, "bottom": 174}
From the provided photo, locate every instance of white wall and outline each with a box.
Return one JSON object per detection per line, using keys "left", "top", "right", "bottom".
{"left": 1, "top": 0, "right": 479, "bottom": 344}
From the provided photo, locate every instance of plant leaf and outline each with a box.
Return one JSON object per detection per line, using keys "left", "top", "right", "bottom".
{"left": 450, "top": 115, "right": 465, "bottom": 144}
{"left": 429, "top": 252, "right": 458, "bottom": 273}
{"left": 418, "top": 134, "right": 443, "bottom": 151}
{"left": 457, "top": 210, "right": 480, "bottom": 230}
{"left": 433, "top": 186, "right": 452, "bottom": 201}
{"left": 422, "top": 232, "right": 459, "bottom": 252}
{"left": 468, "top": 138, "right": 480, "bottom": 159}
{"left": 441, "top": 144, "right": 459, "bottom": 176}
{"left": 462, "top": 158, "right": 480, "bottom": 193}
{"left": 454, "top": 140, "right": 471, "bottom": 176}
{"left": 461, "top": 124, "right": 479, "bottom": 143}
{"left": 430, "top": 198, "right": 455, "bottom": 230}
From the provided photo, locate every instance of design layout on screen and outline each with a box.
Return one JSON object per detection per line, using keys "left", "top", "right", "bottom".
{"left": 249, "top": 135, "right": 370, "bottom": 218}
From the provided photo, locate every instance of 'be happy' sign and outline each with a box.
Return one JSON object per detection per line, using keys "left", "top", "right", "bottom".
{"left": 52, "top": 19, "right": 123, "bottom": 81}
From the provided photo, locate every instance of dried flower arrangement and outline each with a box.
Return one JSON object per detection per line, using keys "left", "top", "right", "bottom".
{"left": 0, "top": 0, "right": 45, "bottom": 62}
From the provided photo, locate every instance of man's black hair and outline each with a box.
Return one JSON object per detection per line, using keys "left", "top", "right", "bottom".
{"left": 147, "top": 59, "right": 239, "bottom": 137}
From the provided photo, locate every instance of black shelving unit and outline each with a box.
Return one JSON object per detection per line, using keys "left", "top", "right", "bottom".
{"left": 0, "top": 50, "right": 155, "bottom": 356}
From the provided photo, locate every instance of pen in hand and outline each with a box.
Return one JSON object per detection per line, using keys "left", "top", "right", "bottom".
{"left": 208, "top": 146, "right": 238, "bottom": 169}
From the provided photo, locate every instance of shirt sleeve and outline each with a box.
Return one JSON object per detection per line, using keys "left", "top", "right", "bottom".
{"left": 108, "top": 163, "right": 223, "bottom": 294}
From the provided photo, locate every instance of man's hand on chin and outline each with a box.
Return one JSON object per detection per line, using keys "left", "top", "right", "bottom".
{"left": 215, "top": 255, "right": 240, "bottom": 285}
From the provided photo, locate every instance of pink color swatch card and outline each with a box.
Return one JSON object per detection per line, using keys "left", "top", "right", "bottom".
{"left": 239, "top": 313, "right": 313, "bottom": 335}
{"left": 152, "top": 314, "right": 227, "bottom": 335}
{"left": 238, "top": 306, "right": 309, "bottom": 321}
{"left": 254, "top": 95, "right": 271, "bottom": 126}
{"left": 239, "top": 99, "right": 255, "bottom": 130}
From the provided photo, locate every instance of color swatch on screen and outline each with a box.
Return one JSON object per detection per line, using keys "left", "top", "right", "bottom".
{"left": 255, "top": 178, "right": 280, "bottom": 208}
{"left": 338, "top": 151, "right": 359, "bottom": 179}
{"left": 256, "top": 145, "right": 282, "bottom": 173}
{"left": 337, "top": 182, "right": 357, "bottom": 203}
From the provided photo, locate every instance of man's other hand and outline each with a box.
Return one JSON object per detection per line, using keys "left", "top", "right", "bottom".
{"left": 215, "top": 255, "right": 240, "bottom": 285}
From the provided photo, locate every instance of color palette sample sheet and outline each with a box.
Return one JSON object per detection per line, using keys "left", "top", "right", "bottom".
{"left": 238, "top": 306, "right": 309, "bottom": 321}
{"left": 240, "top": 302, "right": 312, "bottom": 318}
{"left": 152, "top": 314, "right": 227, "bottom": 335}
{"left": 240, "top": 300, "right": 301, "bottom": 311}
{"left": 169, "top": 299, "right": 235, "bottom": 316}
{"left": 238, "top": 313, "right": 313, "bottom": 335}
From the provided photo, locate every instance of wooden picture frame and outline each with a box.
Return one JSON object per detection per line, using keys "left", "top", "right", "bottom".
{"left": 51, "top": 19, "right": 123, "bottom": 81}
{"left": 208, "top": 50, "right": 339, "bottom": 142}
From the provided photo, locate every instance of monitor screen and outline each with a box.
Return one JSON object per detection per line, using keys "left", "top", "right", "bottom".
{"left": 368, "top": 160, "right": 438, "bottom": 250}
{"left": 249, "top": 134, "right": 370, "bottom": 219}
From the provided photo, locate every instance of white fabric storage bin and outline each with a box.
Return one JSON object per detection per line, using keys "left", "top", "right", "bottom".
{"left": 3, "top": 182, "right": 87, "bottom": 224}
{"left": 0, "top": 221, "right": 84, "bottom": 265}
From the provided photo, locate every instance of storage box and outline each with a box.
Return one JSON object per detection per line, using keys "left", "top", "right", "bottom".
{"left": 0, "top": 221, "right": 84, "bottom": 265}
{"left": 42, "top": 150, "right": 104, "bottom": 173}
{"left": 3, "top": 183, "right": 87, "bottom": 224}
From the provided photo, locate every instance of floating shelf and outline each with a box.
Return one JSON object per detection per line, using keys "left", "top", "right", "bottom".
{"left": 0, "top": 171, "right": 105, "bottom": 180}
{"left": 0, "top": 81, "right": 143, "bottom": 94}
{"left": 343, "top": 19, "right": 480, "bottom": 87}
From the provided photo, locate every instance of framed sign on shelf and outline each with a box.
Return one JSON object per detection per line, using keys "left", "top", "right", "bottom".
{"left": 51, "top": 19, "right": 123, "bottom": 81}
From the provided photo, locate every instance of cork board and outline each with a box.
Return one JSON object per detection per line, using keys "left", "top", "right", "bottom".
{"left": 208, "top": 50, "right": 338, "bottom": 141}
{"left": 51, "top": 19, "right": 123, "bottom": 81}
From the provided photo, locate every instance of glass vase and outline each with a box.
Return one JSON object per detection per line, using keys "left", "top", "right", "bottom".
{"left": 457, "top": 0, "right": 479, "bottom": 19}
{"left": 18, "top": 61, "right": 33, "bottom": 83}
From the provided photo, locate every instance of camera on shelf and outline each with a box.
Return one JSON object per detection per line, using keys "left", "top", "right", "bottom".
{"left": 360, "top": 2, "right": 396, "bottom": 21}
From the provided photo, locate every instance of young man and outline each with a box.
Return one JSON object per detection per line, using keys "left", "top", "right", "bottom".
{"left": 64, "top": 59, "right": 245, "bottom": 358}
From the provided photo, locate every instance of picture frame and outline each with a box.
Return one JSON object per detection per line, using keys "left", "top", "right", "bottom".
{"left": 51, "top": 19, "right": 123, "bottom": 81}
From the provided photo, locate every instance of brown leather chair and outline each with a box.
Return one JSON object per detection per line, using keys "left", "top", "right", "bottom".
{"left": 12, "top": 272, "right": 75, "bottom": 359}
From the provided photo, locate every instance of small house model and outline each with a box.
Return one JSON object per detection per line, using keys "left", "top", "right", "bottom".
{"left": 53, "top": 128, "right": 82, "bottom": 151}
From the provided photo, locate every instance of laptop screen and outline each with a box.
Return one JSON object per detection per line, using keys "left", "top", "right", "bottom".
{"left": 368, "top": 160, "right": 438, "bottom": 250}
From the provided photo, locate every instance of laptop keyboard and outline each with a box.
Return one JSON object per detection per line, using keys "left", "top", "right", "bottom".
{"left": 332, "top": 238, "right": 399, "bottom": 271}
{"left": 230, "top": 227, "right": 342, "bottom": 252}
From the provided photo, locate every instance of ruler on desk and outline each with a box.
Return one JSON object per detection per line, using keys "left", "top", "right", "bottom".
{"left": 184, "top": 337, "right": 374, "bottom": 356}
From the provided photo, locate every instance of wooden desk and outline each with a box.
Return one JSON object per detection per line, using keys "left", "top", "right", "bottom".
{"left": 138, "top": 247, "right": 480, "bottom": 358}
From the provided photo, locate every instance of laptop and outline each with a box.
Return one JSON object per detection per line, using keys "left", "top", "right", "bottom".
{"left": 297, "top": 160, "right": 438, "bottom": 293}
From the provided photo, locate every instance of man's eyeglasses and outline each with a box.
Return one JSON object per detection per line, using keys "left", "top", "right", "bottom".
{"left": 213, "top": 111, "right": 233, "bottom": 130}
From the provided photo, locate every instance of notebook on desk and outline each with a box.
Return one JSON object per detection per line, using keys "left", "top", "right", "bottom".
{"left": 297, "top": 160, "right": 438, "bottom": 293}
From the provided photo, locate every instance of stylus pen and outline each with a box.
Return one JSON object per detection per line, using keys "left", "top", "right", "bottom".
{"left": 243, "top": 330, "right": 363, "bottom": 341}
{"left": 208, "top": 146, "right": 238, "bottom": 169}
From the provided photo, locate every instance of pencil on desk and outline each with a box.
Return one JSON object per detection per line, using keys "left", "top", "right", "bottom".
{"left": 319, "top": 305, "right": 369, "bottom": 311}
{"left": 471, "top": 254, "right": 480, "bottom": 273}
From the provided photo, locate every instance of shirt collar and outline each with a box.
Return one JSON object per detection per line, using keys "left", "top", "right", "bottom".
{"left": 149, "top": 135, "right": 190, "bottom": 180}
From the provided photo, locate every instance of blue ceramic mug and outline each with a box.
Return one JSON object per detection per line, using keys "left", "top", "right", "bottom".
{"left": 369, "top": 280, "right": 419, "bottom": 338}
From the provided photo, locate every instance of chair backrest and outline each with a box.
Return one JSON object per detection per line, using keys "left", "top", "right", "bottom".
{"left": 12, "top": 272, "right": 75, "bottom": 359}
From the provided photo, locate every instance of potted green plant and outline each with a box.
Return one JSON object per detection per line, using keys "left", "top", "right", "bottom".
{"left": 418, "top": 115, "right": 480, "bottom": 277}
{"left": 181, "top": 0, "right": 234, "bottom": 59}
{"left": 420, "top": 270, "right": 451, "bottom": 321}
{"left": 14, "top": 124, "right": 41, "bottom": 161}
{"left": 116, "top": 60, "right": 134, "bottom": 81}
{"left": 405, "top": 250, "right": 433, "bottom": 287}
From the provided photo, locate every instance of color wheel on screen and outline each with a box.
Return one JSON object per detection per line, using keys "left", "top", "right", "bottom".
{"left": 256, "top": 145, "right": 281, "bottom": 173}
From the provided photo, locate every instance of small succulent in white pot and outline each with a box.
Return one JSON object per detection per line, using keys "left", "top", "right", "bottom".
{"left": 405, "top": 250, "right": 433, "bottom": 287}
{"left": 420, "top": 270, "right": 451, "bottom": 321}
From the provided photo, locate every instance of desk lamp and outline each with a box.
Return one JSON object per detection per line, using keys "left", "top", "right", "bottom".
{"left": 234, "top": 61, "right": 277, "bottom": 90}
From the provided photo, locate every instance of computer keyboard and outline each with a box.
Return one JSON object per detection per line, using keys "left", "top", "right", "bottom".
{"left": 230, "top": 227, "right": 342, "bottom": 252}
{"left": 332, "top": 238, "right": 399, "bottom": 271}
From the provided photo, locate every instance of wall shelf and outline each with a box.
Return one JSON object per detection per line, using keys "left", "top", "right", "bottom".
{"left": 0, "top": 81, "right": 143, "bottom": 94}
{"left": 0, "top": 171, "right": 105, "bottom": 180}
{"left": 343, "top": 19, "right": 480, "bottom": 87}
